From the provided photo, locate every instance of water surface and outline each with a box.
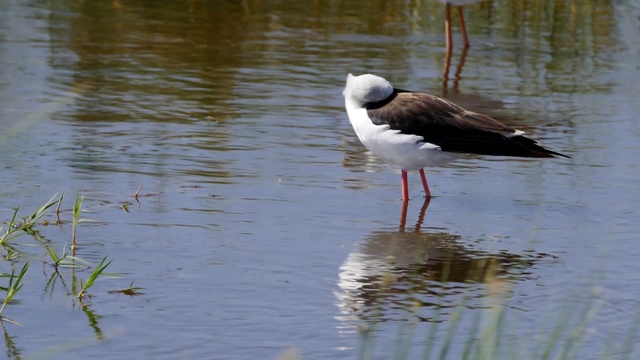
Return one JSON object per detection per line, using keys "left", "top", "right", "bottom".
{"left": 1, "top": 0, "right": 640, "bottom": 359}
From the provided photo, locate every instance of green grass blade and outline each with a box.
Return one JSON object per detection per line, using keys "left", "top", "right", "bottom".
{"left": 77, "top": 256, "right": 113, "bottom": 299}
{"left": 72, "top": 192, "right": 84, "bottom": 249}
{"left": 43, "top": 242, "right": 61, "bottom": 263}
{"left": 0, "top": 261, "right": 30, "bottom": 317}
{"left": 0, "top": 208, "right": 20, "bottom": 244}
{"left": 26, "top": 194, "right": 59, "bottom": 224}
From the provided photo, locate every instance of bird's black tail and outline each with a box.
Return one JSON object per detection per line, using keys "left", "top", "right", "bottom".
{"left": 512, "top": 136, "right": 571, "bottom": 158}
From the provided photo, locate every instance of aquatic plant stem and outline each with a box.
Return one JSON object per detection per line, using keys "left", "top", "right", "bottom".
{"left": 71, "top": 192, "right": 83, "bottom": 254}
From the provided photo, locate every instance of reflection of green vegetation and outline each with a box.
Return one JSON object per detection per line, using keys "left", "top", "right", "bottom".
{"left": 81, "top": 302, "right": 105, "bottom": 340}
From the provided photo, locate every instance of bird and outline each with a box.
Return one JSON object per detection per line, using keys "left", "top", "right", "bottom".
{"left": 342, "top": 73, "right": 570, "bottom": 201}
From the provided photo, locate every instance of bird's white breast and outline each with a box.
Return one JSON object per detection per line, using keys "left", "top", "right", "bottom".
{"left": 345, "top": 99, "right": 460, "bottom": 170}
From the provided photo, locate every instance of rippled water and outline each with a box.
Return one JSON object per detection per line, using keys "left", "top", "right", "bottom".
{"left": 1, "top": 0, "right": 640, "bottom": 359}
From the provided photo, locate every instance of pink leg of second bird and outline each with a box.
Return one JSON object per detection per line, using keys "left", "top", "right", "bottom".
{"left": 419, "top": 168, "right": 432, "bottom": 198}
{"left": 457, "top": 6, "right": 470, "bottom": 47}
{"left": 445, "top": 4, "right": 453, "bottom": 53}
{"left": 445, "top": 4, "right": 470, "bottom": 51}
{"left": 401, "top": 170, "right": 409, "bottom": 201}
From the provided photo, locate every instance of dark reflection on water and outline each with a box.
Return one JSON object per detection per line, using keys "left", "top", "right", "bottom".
{"left": 43, "top": 0, "right": 619, "bottom": 125}
{"left": 335, "top": 200, "right": 556, "bottom": 325}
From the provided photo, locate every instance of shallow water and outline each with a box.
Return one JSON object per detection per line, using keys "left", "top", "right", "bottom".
{"left": 1, "top": 0, "right": 640, "bottom": 359}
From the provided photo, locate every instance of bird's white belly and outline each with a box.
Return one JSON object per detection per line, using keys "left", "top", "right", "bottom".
{"left": 346, "top": 106, "right": 460, "bottom": 170}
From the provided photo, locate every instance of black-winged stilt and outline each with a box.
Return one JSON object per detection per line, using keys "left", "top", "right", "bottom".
{"left": 342, "top": 73, "right": 570, "bottom": 201}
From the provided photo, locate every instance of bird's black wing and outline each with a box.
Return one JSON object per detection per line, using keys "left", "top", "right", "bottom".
{"left": 366, "top": 90, "right": 569, "bottom": 158}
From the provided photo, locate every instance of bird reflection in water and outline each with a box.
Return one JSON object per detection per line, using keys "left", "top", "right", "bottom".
{"left": 440, "top": 0, "right": 472, "bottom": 94}
{"left": 442, "top": 44, "right": 469, "bottom": 98}
{"left": 335, "top": 199, "right": 555, "bottom": 327}
{"left": 399, "top": 198, "right": 429, "bottom": 232}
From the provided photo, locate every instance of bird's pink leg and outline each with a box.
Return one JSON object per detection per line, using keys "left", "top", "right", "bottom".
{"left": 457, "top": 6, "right": 470, "bottom": 48}
{"left": 419, "top": 168, "right": 432, "bottom": 198}
{"left": 401, "top": 170, "right": 409, "bottom": 201}
{"left": 445, "top": 3, "right": 453, "bottom": 53}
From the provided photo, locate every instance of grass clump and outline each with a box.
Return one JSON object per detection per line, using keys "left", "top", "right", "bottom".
{"left": 0, "top": 192, "right": 135, "bottom": 325}
{"left": 0, "top": 194, "right": 59, "bottom": 246}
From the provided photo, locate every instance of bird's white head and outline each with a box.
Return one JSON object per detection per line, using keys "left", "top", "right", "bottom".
{"left": 343, "top": 73, "right": 394, "bottom": 106}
